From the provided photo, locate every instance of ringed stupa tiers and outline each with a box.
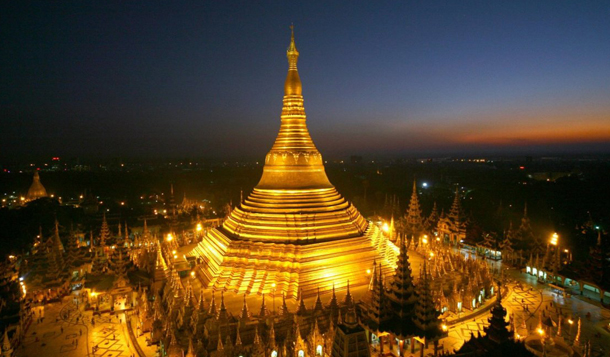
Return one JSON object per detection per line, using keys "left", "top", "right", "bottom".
{"left": 189, "top": 28, "right": 396, "bottom": 299}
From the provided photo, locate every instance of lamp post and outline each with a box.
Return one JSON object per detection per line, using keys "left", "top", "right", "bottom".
{"left": 550, "top": 233, "right": 559, "bottom": 280}
{"left": 196, "top": 223, "right": 202, "bottom": 242}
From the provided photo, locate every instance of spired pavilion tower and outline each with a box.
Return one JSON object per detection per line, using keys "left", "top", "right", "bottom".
{"left": 189, "top": 28, "right": 396, "bottom": 300}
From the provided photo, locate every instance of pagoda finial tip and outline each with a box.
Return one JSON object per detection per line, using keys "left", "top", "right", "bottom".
{"left": 284, "top": 23, "right": 301, "bottom": 95}
{"left": 287, "top": 24, "right": 298, "bottom": 55}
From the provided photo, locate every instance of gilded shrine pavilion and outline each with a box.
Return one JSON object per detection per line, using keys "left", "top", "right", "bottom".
{"left": 189, "top": 29, "right": 397, "bottom": 300}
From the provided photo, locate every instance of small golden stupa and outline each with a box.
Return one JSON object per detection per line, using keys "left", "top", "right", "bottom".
{"left": 26, "top": 171, "right": 48, "bottom": 201}
{"left": 189, "top": 27, "right": 396, "bottom": 299}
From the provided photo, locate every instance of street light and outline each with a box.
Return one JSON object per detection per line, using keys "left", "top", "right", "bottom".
{"left": 422, "top": 235, "right": 428, "bottom": 244}
{"left": 166, "top": 233, "right": 173, "bottom": 242}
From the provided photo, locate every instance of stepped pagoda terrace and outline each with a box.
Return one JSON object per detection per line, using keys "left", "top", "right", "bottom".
{"left": 189, "top": 28, "right": 396, "bottom": 300}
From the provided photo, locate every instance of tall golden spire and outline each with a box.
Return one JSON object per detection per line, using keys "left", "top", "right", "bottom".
{"left": 257, "top": 26, "right": 332, "bottom": 189}
{"left": 188, "top": 28, "right": 393, "bottom": 301}
{"left": 284, "top": 24, "right": 301, "bottom": 96}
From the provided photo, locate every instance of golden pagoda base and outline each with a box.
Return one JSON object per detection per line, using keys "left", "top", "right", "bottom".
{"left": 188, "top": 223, "right": 397, "bottom": 299}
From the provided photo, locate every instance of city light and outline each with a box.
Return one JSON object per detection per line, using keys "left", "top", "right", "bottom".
{"left": 167, "top": 233, "right": 173, "bottom": 242}
{"left": 190, "top": 271, "right": 195, "bottom": 277}
{"left": 422, "top": 182, "right": 428, "bottom": 188}
{"left": 441, "top": 324, "right": 448, "bottom": 331}
{"left": 422, "top": 235, "right": 428, "bottom": 244}
{"left": 382, "top": 223, "right": 390, "bottom": 233}
{"left": 196, "top": 223, "right": 203, "bottom": 232}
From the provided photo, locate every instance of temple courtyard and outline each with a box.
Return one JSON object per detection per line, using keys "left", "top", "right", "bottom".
{"left": 14, "top": 257, "right": 610, "bottom": 357}
{"left": 17, "top": 294, "right": 157, "bottom": 357}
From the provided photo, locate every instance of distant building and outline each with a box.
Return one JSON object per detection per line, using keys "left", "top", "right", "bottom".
{"left": 25, "top": 171, "right": 48, "bottom": 202}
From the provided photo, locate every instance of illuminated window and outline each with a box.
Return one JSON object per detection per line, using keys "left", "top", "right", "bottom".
{"left": 316, "top": 345, "right": 323, "bottom": 356}
{"left": 271, "top": 351, "right": 278, "bottom": 357}
{"left": 472, "top": 299, "right": 476, "bottom": 308}
{"left": 457, "top": 302, "right": 462, "bottom": 312}
{"left": 298, "top": 350, "right": 305, "bottom": 357}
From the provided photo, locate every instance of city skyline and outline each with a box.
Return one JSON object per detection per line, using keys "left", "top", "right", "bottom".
{"left": 2, "top": 1, "right": 610, "bottom": 160}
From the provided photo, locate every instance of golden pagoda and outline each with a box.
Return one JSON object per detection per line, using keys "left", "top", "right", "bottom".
{"left": 26, "top": 171, "right": 48, "bottom": 201}
{"left": 189, "top": 27, "right": 396, "bottom": 299}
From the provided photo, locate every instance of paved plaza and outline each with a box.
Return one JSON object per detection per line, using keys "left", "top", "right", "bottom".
{"left": 17, "top": 294, "right": 157, "bottom": 357}
{"left": 375, "top": 259, "right": 610, "bottom": 356}
{"left": 14, "top": 265, "right": 610, "bottom": 357}
{"left": 439, "top": 264, "right": 610, "bottom": 357}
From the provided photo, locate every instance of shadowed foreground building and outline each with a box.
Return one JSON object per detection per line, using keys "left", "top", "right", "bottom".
{"left": 188, "top": 28, "right": 396, "bottom": 300}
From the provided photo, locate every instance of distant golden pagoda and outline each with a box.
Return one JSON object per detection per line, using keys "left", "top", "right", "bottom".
{"left": 26, "top": 171, "right": 48, "bottom": 201}
{"left": 189, "top": 27, "right": 396, "bottom": 299}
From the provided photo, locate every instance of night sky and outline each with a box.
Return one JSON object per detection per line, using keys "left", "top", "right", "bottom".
{"left": 2, "top": 1, "right": 610, "bottom": 160}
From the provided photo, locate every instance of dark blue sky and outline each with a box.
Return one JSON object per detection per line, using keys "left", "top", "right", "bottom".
{"left": 2, "top": 1, "right": 610, "bottom": 160}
